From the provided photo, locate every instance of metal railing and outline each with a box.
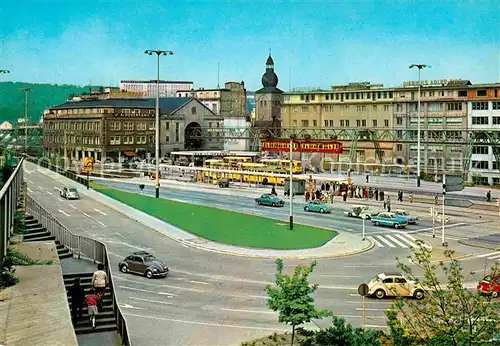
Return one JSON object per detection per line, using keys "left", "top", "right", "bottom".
{"left": 0, "top": 157, "right": 24, "bottom": 264}
{"left": 25, "top": 195, "right": 132, "bottom": 346}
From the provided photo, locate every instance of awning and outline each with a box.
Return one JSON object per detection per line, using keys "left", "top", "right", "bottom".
{"left": 124, "top": 151, "right": 136, "bottom": 157}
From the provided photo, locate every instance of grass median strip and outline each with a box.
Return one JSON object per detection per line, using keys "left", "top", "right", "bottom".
{"left": 91, "top": 183, "right": 337, "bottom": 250}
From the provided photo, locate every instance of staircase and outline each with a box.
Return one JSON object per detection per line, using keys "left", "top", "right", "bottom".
{"left": 63, "top": 273, "right": 118, "bottom": 334}
{"left": 23, "top": 215, "right": 72, "bottom": 259}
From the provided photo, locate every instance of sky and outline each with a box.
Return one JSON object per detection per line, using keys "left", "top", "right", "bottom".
{"left": 0, "top": 0, "right": 499, "bottom": 91}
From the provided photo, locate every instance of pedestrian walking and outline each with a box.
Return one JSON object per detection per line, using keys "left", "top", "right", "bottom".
{"left": 366, "top": 174, "right": 369, "bottom": 183}
{"left": 435, "top": 193, "right": 439, "bottom": 205}
{"left": 68, "top": 277, "right": 85, "bottom": 325}
{"left": 305, "top": 190, "right": 310, "bottom": 202}
{"left": 342, "top": 191, "right": 347, "bottom": 202}
{"left": 325, "top": 182, "right": 330, "bottom": 191}
{"left": 409, "top": 193, "right": 413, "bottom": 203}
{"left": 92, "top": 264, "right": 108, "bottom": 309}
{"left": 374, "top": 189, "right": 379, "bottom": 201}
{"left": 271, "top": 185, "right": 277, "bottom": 196}
{"left": 321, "top": 183, "right": 325, "bottom": 191}
{"left": 364, "top": 187, "right": 368, "bottom": 199}
{"left": 86, "top": 290, "right": 99, "bottom": 329}
{"left": 400, "top": 190, "right": 404, "bottom": 202}
{"left": 387, "top": 196, "right": 391, "bottom": 212}
{"left": 487, "top": 190, "right": 491, "bottom": 202}
{"left": 380, "top": 190, "right": 385, "bottom": 202}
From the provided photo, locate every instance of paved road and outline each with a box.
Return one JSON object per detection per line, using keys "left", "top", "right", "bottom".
{"left": 24, "top": 162, "right": 499, "bottom": 345}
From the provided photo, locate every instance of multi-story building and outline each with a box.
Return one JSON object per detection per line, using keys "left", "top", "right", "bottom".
{"left": 120, "top": 80, "right": 193, "bottom": 97}
{"left": 393, "top": 79, "right": 471, "bottom": 176}
{"left": 467, "top": 84, "right": 500, "bottom": 185}
{"left": 70, "top": 87, "right": 145, "bottom": 101}
{"left": 175, "top": 81, "right": 246, "bottom": 117}
{"left": 43, "top": 98, "right": 222, "bottom": 163}
{"left": 281, "top": 82, "right": 395, "bottom": 164}
{"left": 255, "top": 54, "right": 283, "bottom": 127}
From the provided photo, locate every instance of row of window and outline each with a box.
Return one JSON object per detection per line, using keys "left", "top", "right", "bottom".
{"left": 292, "top": 119, "right": 391, "bottom": 127}
{"left": 45, "top": 121, "right": 101, "bottom": 131}
{"left": 472, "top": 101, "right": 500, "bottom": 110}
{"left": 54, "top": 108, "right": 154, "bottom": 116}
{"left": 45, "top": 135, "right": 101, "bottom": 145}
{"left": 472, "top": 161, "right": 500, "bottom": 170}
{"left": 471, "top": 116, "right": 500, "bottom": 125}
{"left": 109, "top": 121, "right": 151, "bottom": 131}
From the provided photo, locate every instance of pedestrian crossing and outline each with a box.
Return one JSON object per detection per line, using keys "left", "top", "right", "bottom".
{"left": 475, "top": 251, "right": 500, "bottom": 261}
{"left": 368, "top": 233, "right": 431, "bottom": 249}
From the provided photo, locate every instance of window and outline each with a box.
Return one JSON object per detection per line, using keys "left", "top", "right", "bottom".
{"left": 428, "top": 103, "right": 441, "bottom": 112}
{"left": 110, "top": 136, "right": 121, "bottom": 145}
{"left": 361, "top": 119, "right": 366, "bottom": 127}
{"left": 447, "top": 102, "right": 462, "bottom": 111}
{"left": 472, "top": 117, "right": 488, "bottom": 125}
{"left": 476, "top": 89, "right": 487, "bottom": 97}
{"left": 396, "top": 144, "right": 403, "bottom": 151}
{"left": 384, "top": 105, "right": 389, "bottom": 112}
{"left": 110, "top": 121, "right": 120, "bottom": 131}
{"left": 472, "top": 146, "right": 488, "bottom": 155}
{"left": 313, "top": 120, "right": 317, "bottom": 127}
{"left": 492, "top": 101, "right": 500, "bottom": 110}
{"left": 472, "top": 102, "right": 489, "bottom": 110}
{"left": 472, "top": 160, "right": 489, "bottom": 169}
{"left": 324, "top": 120, "right": 328, "bottom": 127}
{"left": 123, "top": 121, "right": 134, "bottom": 130}
{"left": 356, "top": 93, "right": 360, "bottom": 99}
{"left": 136, "top": 136, "right": 146, "bottom": 144}
{"left": 458, "top": 90, "right": 467, "bottom": 97}
{"left": 123, "top": 135, "right": 134, "bottom": 144}
{"left": 493, "top": 117, "right": 500, "bottom": 125}
{"left": 301, "top": 106, "right": 308, "bottom": 112}
{"left": 372, "top": 119, "right": 378, "bottom": 127}
{"left": 396, "top": 117, "right": 403, "bottom": 125}
{"left": 340, "top": 120, "right": 345, "bottom": 127}
{"left": 493, "top": 162, "right": 500, "bottom": 170}
{"left": 372, "top": 105, "right": 377, "bottom": 111}
{"left": 311, "top": 95, "right": 315, "bottom": 101}
{"left": 396, "top": 104, "right": 403, "bottom": 112}
{"left": 175, "top": 122, "right": 180, "bottom": 142}
{"left": 329, "top": 120, "right": 334, "bottom": 126}
{"left": 384, "top": 119, "right": 389, "bottom": 127}
{"left": 301, "top": 120, "right": 309, "bottom": 127}
{"left": 388, "top": 92, "right": 393, "bottom": 98}
{"left": 356, "top": 106, "right": 361, "bottom": 112}
{"left": 356, "top": 120, "right": 361, "bottom": 127}
{"left": 136, "top": 121, "right": 146, "bottom": 131}
{"left": 345, "top": 120, "right": 350, "bottom": 127}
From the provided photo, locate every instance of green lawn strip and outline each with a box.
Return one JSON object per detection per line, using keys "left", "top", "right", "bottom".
{"left": 91, "top": 183, "right": 337, "bottom": 250}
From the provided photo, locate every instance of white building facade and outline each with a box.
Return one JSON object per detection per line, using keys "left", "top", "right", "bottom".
{"left": 468, "top": 93, "right": 500, "bottom": 186}
{"left": 223, "top": 117, "right": 251, "bottom": 151}
{"left": 120, "top": 80, "right": 193, "bottom": 97}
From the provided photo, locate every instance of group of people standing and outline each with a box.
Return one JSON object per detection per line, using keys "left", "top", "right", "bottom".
{"left": 67, "top": 263, "right": 108, "bottom": 329}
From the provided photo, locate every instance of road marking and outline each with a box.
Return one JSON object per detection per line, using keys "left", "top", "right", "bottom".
{"left": 385, "top": 235, "right": 407, "bottom": 248}
{"left": 221, "top": 308, "right": 275, "bottom": 314}
{"left": 189, "top": 280, "right": 209, "bottom": 285}
{"left": 489, "top": 254, "right": 500, "bottom": 260}
{"left": 46, "top": 191, "right": 53, "bottom": 195}
{"left": 248, "top": 295, "right": 268, "bottom": 300}
{"left": 318, "top": 285, "right": 358, "bottom": 290}
{"left": 118, "top": 286, "right": 177, "bottom": 297}
{"left": 336, "top": 314, "right": 387, "bottom": 320}
{"left": 365, "top": 324, "right": 388, "bottom": 329}
{"left": 368, "top": 236, "right": 384, "bottom": 247}
{"left": 81, "top": 211, "right": 107, "bottom": 227}
{"left": 318, "top": 274, "right": 363, "bottom": 278}
{"left": 27, "top": 179, "right": 33, "bottom": 184}
{"left": 115, "top": 232, "right": 126, "bottom": 239}
{"left": 27, "top": 187, "right": 33, "bottom": 193}
{"left": 122, "top": 312, "right": 289, "bottom": 331}
{"left": 94, "top": 208, "right": 107, "bottom": 215}
{"left": 376, "top": 235, "right": 396, "bottom": 248}
{"left": 119, "top": 303, "right": 145, "bottom": 310}
{"left": 69, "top": 204, "right": 77, "bottom": 210}
{"left": 129, "top": 297, "right": 173, "bottom": 305}
{"left": 58, "top": 209, "right": 70, "bottom": 216}
{"left": 355, "top": 307, "right": 387, "bottom": 311}
{"left": 25, "top": 170, "right": 32, "bottom": 174}
{"left": 408, "top": 223, "right": 466, "bottom": 233}
{"left": 58, "top": 198, "right": 65, "bottom": 202}
{"left": 54, "top": 186, "right": 62, "bottom": 192}
{"left": 477, "top": 251, "right": 500, "bottom": 258}
{"left": 394, "top": 234, "right": 418, "bottom": 248}
{"left": 161, "top": 284, "right": 205, "bottom": 293}
{"left": 37, "top": 185, "right": 44, "bottom": 190}
{"left": 82, "top": 211, "right": 92, "bottom": 218}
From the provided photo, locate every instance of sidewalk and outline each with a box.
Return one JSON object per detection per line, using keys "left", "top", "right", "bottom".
{"left": 35, "top": 163, "right": 374, "bottom": 259}
{"left": 0, "top": 242, "right": 78, "bottom": 346}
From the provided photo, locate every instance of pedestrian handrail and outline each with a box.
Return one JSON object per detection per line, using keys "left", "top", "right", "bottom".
{"left": 25, "top": 195, "right": 132, "bottom": 346}
{"left": 0, "top": 157, "right": 24, "bottom": 264}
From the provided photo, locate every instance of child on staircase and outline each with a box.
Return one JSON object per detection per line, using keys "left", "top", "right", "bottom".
{"left": 86, "top": 289, "right": 99, "bottom": 329}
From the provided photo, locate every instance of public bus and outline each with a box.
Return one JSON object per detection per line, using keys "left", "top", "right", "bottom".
{"left": 259, "top": 159, "right": 303, "bottom": 174}
{"left": 223, "top": 156, "right": 252, "bottom": 168}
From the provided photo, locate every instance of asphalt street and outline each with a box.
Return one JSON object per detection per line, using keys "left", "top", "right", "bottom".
{"left": 24, "top": 162, "right": 499, "bottom": 346}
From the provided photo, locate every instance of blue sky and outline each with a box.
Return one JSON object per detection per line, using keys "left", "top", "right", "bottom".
{"left": 0, "top": 0, "right": 499, "bottom": 90}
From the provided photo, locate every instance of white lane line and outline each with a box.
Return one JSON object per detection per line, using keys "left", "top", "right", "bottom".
{"left": 46, "top": 191, "right": 53, "bottom": 196}
{"left": 119, "top": 304, "right": 145, "bottom": 310}
{"left": 489, "top": 254, "right": 500, "bottom": 260}
{"left": 161, "top": 284, "right": 205, "bottom": 293}
{"left": 403, "top": 233, "right": 417, "bottom": 241}
{"left": 248, "top": 295, "right": 268, "bottom": 299}
{"left": 122, "top": 312, "right": 289, "bottom": 331}
{"left": 477, "top": 251, "right": 500, "bottom": 258}
{"left": 318, "top": 274, "right": 363, "bottom": 278}
{"left": 385, "top": 235, "right": 408, "bottom": 248}
{"left": 58, "top": 198, "right": 65, "bottom": 202}
{"left": 115, "top": 232, "right": 126, "bottom": 239}
{"left": 118, "top": 286, "right": 177, "bottom": 297}
{"left": 189, "top": 280, "right": 209, "bottom": 285}
{"left": 25, "top": 170, "right": 32, "bottom": 174}
{"left": 336, "top": 314, "right": 386, "bottom": 320}
{"left": 376, "top": 235, "right": 396, "bottom": 248}
{"left": 318, "top": 285, "right": 358, "bottom": 290}
{"left": 37, "top": 185, "right": 44, "bottom": 190}
{"left": 27, "top": 187, "right": 34, "bottom": 193}
{"left": 129, "top": 297, "right": 173, "bottom": 305}
{"left": 221, "top": 308, "right": 275, "bottom": 314}
{"left": 82, "top": 211, "right": 92, "bottom": 218}
{"left": 95, "top": 219, "right": 107, "bottom": 227}
{"left": 409, "top": 223, "right": 466, "bottom": 233}
{"left": 355, "top": 307, "right": 387, "bottom": 311}
{"left": 58, "top": 209, "right": 70, "bottom": 216}
{"left": 94, "top": 208, "right": 107, "bottom": 215}
{"left": 368, "top": 236, "right": 384, "bottom": 247}
{"left": 27, "top": 179, "right": 33, "bottom": 184}
{"left": 69, "top": 204, "right": 77, "bottom": 210}
{"left": 395, "top": 234, "right": 418, "bottom": 248}
{"left": 81, "top": 211, "right": 107, "bottom": 227}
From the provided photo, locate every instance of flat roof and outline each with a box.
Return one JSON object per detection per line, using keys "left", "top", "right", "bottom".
{"left": 120, "top": 80, "right": 193, "bottom": 84}
{"left": 170, "top": 151, "right": 260, "bottom": 156}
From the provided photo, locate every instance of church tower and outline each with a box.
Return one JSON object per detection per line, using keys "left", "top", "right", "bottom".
{"left": 255, "top": 53, "right": 283, "bottom": 127}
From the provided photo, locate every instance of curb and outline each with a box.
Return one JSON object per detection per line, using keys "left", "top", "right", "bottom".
{"left": 177, "top": 237, "right": 376, "bottom": 260}
{"left": 458, "top": 239, "right": 500, "bottom": 251}
{"left": 31, "top": 163, "right": 376, "bottom": 260}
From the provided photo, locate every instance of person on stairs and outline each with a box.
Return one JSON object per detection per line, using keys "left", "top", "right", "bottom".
{"left": 68, "top": 277, "right": 85, "bottom": 325}
{"left": 92, "top": 263, "right": 108, "bottom": 309}
{"left": 86, "top": 289, "right": 99, "bottom": 329}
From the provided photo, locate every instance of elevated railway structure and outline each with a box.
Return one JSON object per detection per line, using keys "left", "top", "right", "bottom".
{"left": 189, "top": 126, "right": 500, "bottom": 177}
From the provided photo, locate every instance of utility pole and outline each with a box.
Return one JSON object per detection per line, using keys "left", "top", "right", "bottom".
{"left": 145, "top": 49, "right": 174, "bottom": 198}
{"left": 289, "top": 136, "right": 295, "bottom": 230}
{"left": 20, "top": 88, "right": 32, "bottom": 154}
{"left": 0, "top": 70, "right": 10, "bottom": 125}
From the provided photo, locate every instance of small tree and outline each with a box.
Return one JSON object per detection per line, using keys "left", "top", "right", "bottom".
{"left": 265, "top": 258, "right": 329, "bottom": 346}
{"left": 386, "top": 242, "right": 500, "bottom": 345}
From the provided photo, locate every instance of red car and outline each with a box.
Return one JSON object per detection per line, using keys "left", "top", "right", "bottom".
{"left": 477, "top": 276, "right": 500, "bottom": 298}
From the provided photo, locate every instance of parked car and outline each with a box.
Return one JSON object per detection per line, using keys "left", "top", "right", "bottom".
{"left": 344, "top": 205, "right": 380, "bottom": 219}
{"left": 118, "top": 251, "right": 169, "bottom": 279}
{"left": 393, "top": 209, "right": 419, "bottom": 224}
{"left": 477, "top": 275, "right": 500, "bottom": 298}
{"left": 255, "top": 194, "right": 285, "bottom": 207}
{"left": 371, "top": 212, "right": 409, "bottom": 228}
{"left": 60, "top": 187, "right": 79, "bottom": 200}
{"left": 367, "top": 272, "right": 425, "bottom": 299}
{"left": 218, "top": 178, "right": 230, "bottom": 188}
{"left": 304, "top": 201, "right": 330, "bottom": 214}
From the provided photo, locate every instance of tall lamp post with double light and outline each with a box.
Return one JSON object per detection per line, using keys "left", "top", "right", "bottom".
{"left": 409, "top": 64, "right": 429, "bottom": 188}
{"left": 289, "top": 134, "right": 297, "bottom": 231}
{"left": 145, "top": 49, "right": 173, "bottom": 198}
{"left": 1, "top": 70, "right": 10, "bottom": 129}
{"left": 20, "top": 87, "right": 32, "bottom": 154}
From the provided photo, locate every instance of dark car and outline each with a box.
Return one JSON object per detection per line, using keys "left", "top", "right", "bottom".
{"left": 118, "top": 251, "right": 169, "bottom": 279}
{"left": 218, "top": 178, "right": 230, "bottom": 188}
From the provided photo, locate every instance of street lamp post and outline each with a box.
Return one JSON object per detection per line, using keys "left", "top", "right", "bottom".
{"left": 0, "top": 70, "right": 10, "bottom": 127}
{"left": 20, "top": 88, "right": 32, "bottom": 154}
{"left": 289, "top": 135, "right": 297, "bottom": 231}
{"left": 409, "top": 64, "right": 429, "bottom": 188}
{"left": 145, "top": 49, "right": 173, "bottom": 198}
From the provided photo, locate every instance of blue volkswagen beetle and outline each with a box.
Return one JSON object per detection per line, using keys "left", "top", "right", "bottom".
{"left": 371, "top": 212, "right": 409, "bottom": 229}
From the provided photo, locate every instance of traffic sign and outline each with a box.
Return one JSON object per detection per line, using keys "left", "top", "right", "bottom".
{"left": 445, "top": 184, "right": 465, "bottom": 192}
{"left": 445, "top": 175, "right": 464, "bottom": 192}
{"left": 358, "top": 283, "right": 369, "bottom": 297}
{"left": 83, "top": 157, "right": 94, "bottom": 172}
{"left": 444, "top": 198, "right": 473, "bottom": 208}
